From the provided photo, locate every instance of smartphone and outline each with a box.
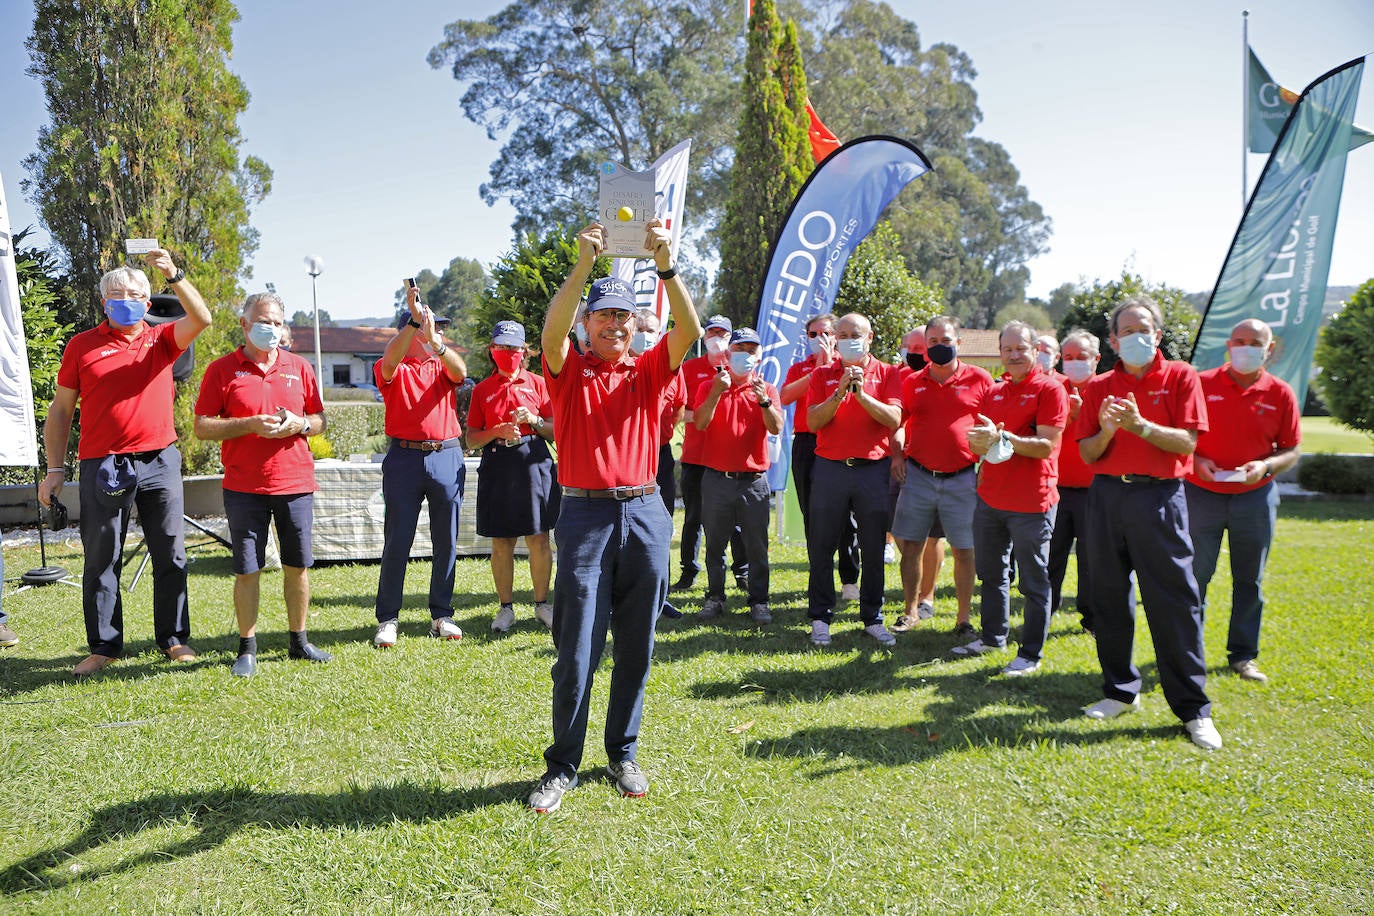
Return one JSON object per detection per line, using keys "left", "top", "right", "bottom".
{"left": 404, "top": 277, "right": 417, "bottom": 289}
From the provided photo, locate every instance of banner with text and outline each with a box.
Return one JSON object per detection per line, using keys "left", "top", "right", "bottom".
{"left": 609, "top": 139, "right": 692, "bottom": 325}
{"left": 1249, "top": 47, "right": 1373, "bottom": 154}
{"left": 753, "top": 135, "right": 931, "bottom": 491}
{"left": 0, "top": 170, "right": 39, "bottom": 467}
{"left": 1195, "top": 57, "right": 1365, "bottom": 406}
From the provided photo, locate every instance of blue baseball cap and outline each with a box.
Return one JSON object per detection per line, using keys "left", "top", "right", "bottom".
{"left": 586, "top": 277, "right": 637, "bottom": 312}
{"left": 705, "top": 315, "right": 732, "bottom": 333}
{"left": 729, "top": 327, "right": 761, "bottom": 345}
{"left": 491, "top": 320, "right": 526, "bottom": 346}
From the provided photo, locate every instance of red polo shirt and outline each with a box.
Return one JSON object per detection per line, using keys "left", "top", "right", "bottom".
{"left": 783, "top": 354, "right": 824, "bottom": 434}
{"left": 195, "top": 348, "right": 323, "bottom": 494}
{"left": 467, "top": 369, "right": 553, "bottom": 436}
{"left": 1057, "top": 376, "right": 1095, "bottom": 489}
{"left": 807, "top": 357, "right": 903, "bottom": 461}
{"left": 543, "top": 339, "right": 676, "bottom": 488}
{"left": 900, "top": 362, "right": 993, "bottom": 473}
{"left": 56, "top": 320, "right": 184, "bottom": 460}
{"left": 693, "top": 377, "right": 779, "bottom": 472}
{"left": 660, "top": 372, "right": 686, "bottom": 446}
{"left": 679, "top": 353, "right": 721, "bottom": 464}
{"left": 1187, "top": 366, "right": 1300, "bottom": 494}
{"left": 976, "top": 367, "right": 1069, "bottom": 513}
{"left": 1075, "top": 353, "right": 1208, "bottom": 479}
{"left": 375, "top": 356, "right": 462, "bottom": 441}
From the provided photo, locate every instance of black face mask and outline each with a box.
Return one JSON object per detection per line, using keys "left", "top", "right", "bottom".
{"left": 905, "top": 351, "right": 927, "bottom": 371}
{"left": 927, "top": 343, "right": 956, "bottom": 366}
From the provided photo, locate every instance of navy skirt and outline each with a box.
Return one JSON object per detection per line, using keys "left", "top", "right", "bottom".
{"left": 476, "top": 437, "right": 560, "bottom": 538}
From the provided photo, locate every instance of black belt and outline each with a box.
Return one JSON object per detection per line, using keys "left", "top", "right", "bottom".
{"left": 824, "top": 456, "right": 881, "bottom": 467}
{"left": 495, "top": 434, "right": 536, "bottom": 448}
{"left": 393, "top": 437, "right": 462, "bottom": 452}
{"left": 713, "top": 469, "right": 763, "bottom": 480}
{"left": 563, "top": 484, "right": 658, "bottom": 500}
{"left": 908, "top": 458, "right": 974, "bottom": 479}
{"left": 118, "top": 447, "right": 166, "bottom": 462}
{"left": 1102, "top": 473, "right": 1173, "bottom": 485}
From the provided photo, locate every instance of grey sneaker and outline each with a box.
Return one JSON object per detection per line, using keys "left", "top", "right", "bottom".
{"left": 749, "top": 603, "right": 773, "bottom": 625}
{"left": 606, "top": 759, "right": 649, "bottom": 797}
{"left": 491, "top": 604, "right": 516, "bottom": 633}
{"left": 430, "top": 617, "right": 463, "bottom": 641}
{"left": 534, "top": 601, "right": 554, "bottom": 629}
{"left": 1002, "top": 656, "right": 1040, "bottom": 676}
{"left": 863, "top": 623, "right": 896, "bottom": 647}
{"left": 1229, "top": 659, "right": 1269, "bottom": 684}
{"left": 528, "top": 772, "right": 577, "bottom": 813}
{"left": 0, "top": 624, "right": 17, "bottom": 648}
{"left": 699, "top": 596, "right": 726, "bottom": 620}
{"left": 1083, "top": 696, "right": 1140, "bottom": 720}
{"left": 950, "top": 637, "right": 997, "bottom": 656}
{"left": 916, "top": 600, "right": 936, "bottom": 620}
{"left": 230, "top": 653, "right": 256, "bottom": 677}
{"left": 810, "top": 619, "right": 831, "bottom": 646}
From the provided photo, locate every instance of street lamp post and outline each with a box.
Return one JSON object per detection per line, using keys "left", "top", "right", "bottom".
{"left": 304, "top": 256, "right": 324, "bottom": 384}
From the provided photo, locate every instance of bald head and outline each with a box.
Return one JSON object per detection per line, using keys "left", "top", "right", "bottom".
{"left": 1230, "top": 319, "right": 1273, "bottom": 347}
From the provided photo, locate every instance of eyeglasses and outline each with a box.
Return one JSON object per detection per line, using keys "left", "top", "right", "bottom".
{"left": 807, "top": 329, "right": 831, "bottom": 338}
{"left": 591, "top": 309, "right": 634, "bottom": 324}
{"left": 105, "top": 289, "right": 148, "bottom": 300}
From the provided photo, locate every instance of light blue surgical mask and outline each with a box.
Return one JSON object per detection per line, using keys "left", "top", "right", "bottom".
{"left": 836, "top": 338, "right": 867, "bottom": 362}
{"left": 728, "top": 351, "right": 759, "bottom": 376}
{"left": 1229, "top": 344, "right": 1267, "bottom": 374}
{"left": 1116, "top": 331, "right": 1157, "bottom": 367}
{"left": 806, "top": 335, "right": 825, "bottom": 357}
{"left": 631, "top": 331, "right": 656, "bottom": 353}
{"left": 247, "top": 321, "right": 283, "bottom": 351}
{"left": 105, "top": 298, "right": 147, "bottom": 326}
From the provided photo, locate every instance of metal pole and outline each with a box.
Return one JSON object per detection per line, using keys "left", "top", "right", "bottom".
{"left": 1242, "top": 10, "right": 1250, "bottom": 209}
{"left": 310, "top": 272, "right": 323, "bottom": 383}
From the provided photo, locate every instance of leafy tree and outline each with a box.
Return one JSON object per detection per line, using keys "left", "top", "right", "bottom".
{"left": 289, "top": 309, "right": 334, "bottom": 328}
{"left": 832, "top": 222, "right": 944, "bottom": 361}
{"left": 714, "top": 0, "right": 811, "bottom": 324}
{"left": 23, "top": 0, "right": 272, "bottom": 324}
{"left": 428, "top": 0, "right": 741, "bottom": 243}
{"left": 463, "top": 225, "right": 608, "bottom": 379}
{"left": 992, "top": 301, "right": 1052, "bottom": 331}
{"left": 1055, "top": 270, "right": 1200, "bottom": 373}
{"left": 391, "top": 257, "right": 489, "bottom": 325}
{"left": 1029, "top": 282, "right": 1078, "bottom": 326}
{"left": 1314, "top": 278, "right": 1374, "bottom": 437}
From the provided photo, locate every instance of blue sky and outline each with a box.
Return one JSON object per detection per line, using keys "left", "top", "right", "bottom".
{"left": 2, "top": 0, "right": 1371, "bottom": 320}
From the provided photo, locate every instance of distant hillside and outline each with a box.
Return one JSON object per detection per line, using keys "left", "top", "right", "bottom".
{"left": 1183, "top": 284, "right": 1358, "bottom": 318}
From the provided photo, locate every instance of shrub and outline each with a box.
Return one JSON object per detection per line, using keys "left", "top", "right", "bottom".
{"left": 1315, "top": 278, "right": 1374, "bottom": 434}
{"left": 322, "top": 403, "right": 385, "bottom": 458}
{"left": 1297, "top": 454, "right": 1374, "bottom": 495}
{"left": 307, "top": 435, "right": 334, "bottom": 461}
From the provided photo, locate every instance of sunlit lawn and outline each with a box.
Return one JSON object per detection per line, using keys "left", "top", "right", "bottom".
{"left": 2, "top": 500, "right": 1371, "bottom": 913}
{"left": 1300, "top": 415, "right": 1373, "bottom": 454}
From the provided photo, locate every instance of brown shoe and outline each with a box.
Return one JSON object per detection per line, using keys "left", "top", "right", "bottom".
{"left": 73, "top": 653, "right": 117, "bottom": 677}
{"left": 890, "top": 613, "right": 919, "bottom": 633}
{"left": 164, "top": 644, "right": 197, "bottom": 663}
{"left": 1229, "top": 659, "right": 1269, "bottom": 684}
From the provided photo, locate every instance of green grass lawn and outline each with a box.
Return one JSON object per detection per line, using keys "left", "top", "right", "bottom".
{"left": 1301, "top": 416, "right": 1373, "bottom": 454}
{"left": 3, "top": 501, "right": 1372, "bottom": 914}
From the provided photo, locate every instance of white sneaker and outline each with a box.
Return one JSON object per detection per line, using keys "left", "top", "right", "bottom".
{"left": 373, "top": 620, "right": 398, "bottom": 649}
{"left": 863, "top": 623, "right": 896, "bottom": 647}
{"left": 491, "top": 604, "right": 516, "bottom": 633}
{"left": 1002, "top": 656, "right": 1040, "bottom": 676}
{"left": 950, "top": 637, "right": 996, "bottom": 656}
{"left": 840, "top": 583, "right": 860, "bottom": 602}
{"left": 535, "top": 601, "right": 554, "bottom": 629}
{"left": 810, "top": 620, "right": 831, "bottom": 647}
{"left": 1185, "top": 717, "right": 1223, "bottom": 750}
{"left": 1083, "top": 697, "right": 1141, "bottom": 720}
{"left": 883, "top": 543, "right": 896, "bottom": 564}
{"left": 430, "top": 617, "right": 463, "bottom": 641}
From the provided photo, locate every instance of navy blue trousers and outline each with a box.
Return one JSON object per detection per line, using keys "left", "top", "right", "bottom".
{"left": 974, "top": 498, "right": 1056, "bottom": 661}
{"left": 807, "top": 458, "right": 889, "bottom": 625}
{"left": 791, "top": 432, "right": 859, "bottom": 584}
{"left": 78, "top": 445, "right": 189, "bottom": 656}
{"left": 545, "top": 492, "right": 671, "bottom": 778}
{"left": 375, "top": 445, "right": 464, "bottom": 622}
{"left": 1185, "top": 480, "right": 1278, "bottom": 665}
{"left": 1047, "top": 486, "right": 1094, "bottom": 630}
{"left": 1087, "top": 476, "right": 1210, "bottom": 722}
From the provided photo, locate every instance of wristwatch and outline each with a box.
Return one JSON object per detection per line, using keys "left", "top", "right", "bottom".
{"left": 757, "top": 398, "right": 772, "bottom": 408}
{"left": 407, "top": 318, "right": 421, "bottom": 328}
{"left": 167, "top": 268, "right": 186, "bottom": 284}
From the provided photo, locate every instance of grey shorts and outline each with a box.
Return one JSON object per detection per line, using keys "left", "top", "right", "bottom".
{"left": 891, "top": 460, "right": 976, "bottom": 550}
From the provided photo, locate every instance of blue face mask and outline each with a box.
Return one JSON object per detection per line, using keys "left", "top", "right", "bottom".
{"left": 728, "top": 351, "right": 759, "bottom": 376}
{"left": 105, "top": 298, "right": 147, "bottom": 326}
{"left": 247, "top": 321, "right": 283, "bottom": 351}
{"left": 631, "top": 331, "right": 656, "bottom": 353}
{"left": 836, "top": 338, "right": 867, "bottom": 362}
{"left": 1116, "top": 331, "right": 1158, "bottom": 367}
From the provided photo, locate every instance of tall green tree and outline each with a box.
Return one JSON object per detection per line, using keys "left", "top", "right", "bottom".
{"left": 1056, "top": 271, "right": 1200, "bottom": 373}
{"left": 428, "top": 0, "right": 741, "bottom": 243}
{"left": 463, "top": 226, "right": 608, "bottom": 379}
{"left": 391, "top": 257, "right": 489, "bottom": 326}
{"left": 832, "top": 222, "right": 944, "bottom": 361}
{"left": 714, "top": 0, "right": 811, "bottom": 324}
{"left": 23, "top": 0, "right": 272, "bottom": 323}
{"left": 1314, "top": 278, "right": 1374, "bottom": 437}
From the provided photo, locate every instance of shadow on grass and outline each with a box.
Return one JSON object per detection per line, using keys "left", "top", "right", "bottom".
{"left": 0, "top": 641, "right": 222, "bottom": 697}
{"left": 0, "top": 779, "right": 528, "bottom": 896}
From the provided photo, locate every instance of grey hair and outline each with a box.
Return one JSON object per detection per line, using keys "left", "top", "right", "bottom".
{"left": 926, "top": 314, "right": 961, "bottom": 336}
{"left": 1061, "top": 327, "right": 1101, "bottom": 358}
{"left": 1110, "top": 295, "right": 1163, "bottom": 335}
{"left": 1000, "top": 320, "right": 1036, "bottom": 345}
{"left": 241, "top": 292, "right": 286, "bottom": 319}
{"left": 99, "top": 266, "right": 151, "bottom": 299}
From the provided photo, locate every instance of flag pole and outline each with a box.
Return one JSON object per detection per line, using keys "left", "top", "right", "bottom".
{"left": 1242, "top": 10, "right": 1250, "bottom": 209}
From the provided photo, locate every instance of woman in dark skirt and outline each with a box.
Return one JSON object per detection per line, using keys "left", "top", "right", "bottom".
{"left": 466, "top": 320, "right": 559, "bottom": 633}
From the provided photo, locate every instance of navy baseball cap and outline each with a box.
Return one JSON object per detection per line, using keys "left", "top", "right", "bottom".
{"left": 730, "top": 327, "right": 761, "bottom": 345}
{"left": 491, "top": 320, "right": 526, "bottom": 346}
{"left": 586, "top": 277, "right": 636, "bottom": 312}
{"left": 705, "top": 315, "right": 732, "bottom": 333}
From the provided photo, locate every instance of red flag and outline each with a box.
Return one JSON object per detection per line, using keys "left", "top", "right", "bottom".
{"left": 806, "top": 100, "right": 841, "bottom": 163}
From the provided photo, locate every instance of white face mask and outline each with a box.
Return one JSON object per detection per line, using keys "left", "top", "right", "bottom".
{"left": 631, "top": 330, "right": 657, "bottom": 353}
{"left": 1062, "top": 358, "right": 1094, "bottom": 384}
{"left": 836, "top": 338, "right": 867, "bottom": 362}
{"left": 1116, "top": 331, "right": 1158, "bottom": 367}
{"left": 1035, "top": 351, "right": 1055, "bottom": 373}
{"left": 1229, "top": 344, "right": 1267, "bottom": 374}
